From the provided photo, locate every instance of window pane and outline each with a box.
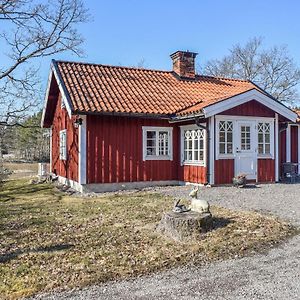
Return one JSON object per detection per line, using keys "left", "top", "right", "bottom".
{"left": 147, "top": 131, "right": 156, "bottom": 139}
{"left": 265, "top": 133, "right": 270, "bottom": 143}
{"left": 199, "top": 150, "right": 204, "bottom": 160}
{"left": 219, "top": 131, "right": 225, "bottom": 142}
{"left": 227, "top": 143, "right": 233, "bottom": 154}
{"left": 194, "top": 150, "right": 199, "bottom": 161}
{"left": 258, "top": 144, "right": 264, "bottom": 154}
{"left": 220, "top": 143, "right": 225, "bottom": 154}
{"left": 147, "top": 147, "right": 156, "bottom": 155}
{"left": 258, "top": 133, "right": 263, "bottom": 143}
{"left": 227, "top": 132, "right": 232, "bottom": 143}
{"left": 265, "top": 143, "right": 270, "bottom": 154}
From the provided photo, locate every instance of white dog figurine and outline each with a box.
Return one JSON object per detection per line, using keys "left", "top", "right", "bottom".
{"left": 189, "top": 187, "right": 210, "bottom": 214}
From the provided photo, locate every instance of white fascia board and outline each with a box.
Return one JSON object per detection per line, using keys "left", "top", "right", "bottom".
{"left": 41, "top": 63, "right": 73, "bottom": 127}
{"left": 51, "top": 64, "right": 72, "bottom": 118}
{"left": 202, "top": 89, "right": 297, "bottom": 122}
{"left": 41, "top": 69, "right": 54, "bottom": 127}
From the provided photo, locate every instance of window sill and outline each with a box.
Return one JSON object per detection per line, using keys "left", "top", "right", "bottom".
{"left": 217, "top": 155, "right": 235, "bottom": 160}
{"left": 182, "top": 161, "right": 206, "bottom": 167}
{"left": 144, "top": 155, "right": 172, "bottom": 161}
{"left": 257, "top": 155, "right": 274, "bottom": 159}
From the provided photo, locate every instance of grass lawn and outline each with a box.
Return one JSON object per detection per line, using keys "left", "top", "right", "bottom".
{"left": 0, "top": 179, "right": 296, "bottom": 299}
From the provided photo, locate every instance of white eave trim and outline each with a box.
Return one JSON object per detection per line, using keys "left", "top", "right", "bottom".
{"left": 41, "top": 62, "right": 73, "bottom": 127}
{"left": 202, "top": 89, "right": 297, "bottom": 122}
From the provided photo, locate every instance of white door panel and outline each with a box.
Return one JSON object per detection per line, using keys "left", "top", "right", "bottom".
{"left": 235, "top": 121, "right": 257, "bottom": 180}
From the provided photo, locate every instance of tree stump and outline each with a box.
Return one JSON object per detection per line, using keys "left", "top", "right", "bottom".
{"left": 157, "top": 211, "right": 213, "bottom": 242}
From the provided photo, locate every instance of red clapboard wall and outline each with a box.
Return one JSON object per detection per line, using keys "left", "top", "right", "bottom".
{"left": 214, "top": 159, "right": 234, "bottom": 184}
{"left": 86, "top": 115, "right": 208, "bottom": 184}
{"left": 219, "top": 100, "right": 275, "bottom": 117}
{"left": 291, "top": 126, "right": 298, "bottom": 163}
{"left": 86, "top": 115, "right": 179, "bottom": 184}
{"left": 51, "top": 94, "right": 79, "bottom": 181}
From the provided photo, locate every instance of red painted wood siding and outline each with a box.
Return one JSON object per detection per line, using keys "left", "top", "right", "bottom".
{"left": 219, "top": 100, "right": 275, "bottom": 117}
{"left": 86, "top": 115, "right": 181, "bottom": 184}
{"left": 179, "top": 165, "right": 207, "bottom": 183}
{"left": 279, "top": 129, "right": 286, "bottom": 176}
{"left": 214, "top": 159, "right": 234, "bottom": 184}
{"left": 51, "top": 94, "right": 79, "bottom": 181}
{"left": 257, "top": 159, "right": 275, "bottom": 182}
{"left": 291, "top": 126, "right": 298, "bottom": 163}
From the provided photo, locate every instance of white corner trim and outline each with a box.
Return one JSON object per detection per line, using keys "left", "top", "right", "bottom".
{"left": 202, "top": 89, "right": 297, "bottom": 122}
{"left": 78, "top": 115, "right": 87, "bottom": 184}
{"left": 275, "top": 113, "right": 279, "bottom": 181}
{"left": 209, "top": 116, "right": 215, "bottom": 184}
{"left": 286, "top": 124, "right": 291, "bottom": 163}
{"left": 142, "top": 126, "right": 173, "bottom": 161}
{"left": 58, "top": 176, "right": 83, "bottom": 193}
{"left": 180, "top": 123, "right": 207, "bottom": 167}
{"left": 49, "top": 127, "right": 53, "bottom": 173}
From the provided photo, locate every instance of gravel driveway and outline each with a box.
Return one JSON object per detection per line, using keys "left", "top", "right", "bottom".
{"left": 30, "top": 183, "right": 300, "bottom": 300}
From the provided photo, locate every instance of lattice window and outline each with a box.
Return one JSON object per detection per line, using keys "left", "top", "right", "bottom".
{"left": 258, "top": 122, "right": 271, "bottom": 154}
{"left": 183, "top": 128, "right": 205, "bottom": 164}
{"left": 219, "top": 121, "right": 233, "bottom": 154}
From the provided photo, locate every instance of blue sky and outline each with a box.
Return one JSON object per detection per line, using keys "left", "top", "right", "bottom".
{"left": 51, "top": 0, "right": 300, "bottom": 69}
{"left": 3, "top": 0, "right": 300, "bottom": 95}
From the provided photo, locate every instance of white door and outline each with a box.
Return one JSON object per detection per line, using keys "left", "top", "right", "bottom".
{"left": 235, "top": 121, "right": 257, "bottom": 180}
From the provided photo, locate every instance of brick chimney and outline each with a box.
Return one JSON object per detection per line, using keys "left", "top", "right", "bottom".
{"left": 170, "top": 50, "right": 198, "bottom": 79}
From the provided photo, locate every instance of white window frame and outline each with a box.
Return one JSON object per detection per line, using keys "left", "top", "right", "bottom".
{"left": 215, "top": 116, "right": 274, "bottom": 160}
{"left": 59, "top": 129, "right": 67, "bottom": 160}
{"left": 142, "top": 126, "right": 173, "bottom": 161}
{"left": 180, "top": 124, "right": 207, "bottom": 167}
{"left": 257, "top": 122, "right": 273, "bottom": 157}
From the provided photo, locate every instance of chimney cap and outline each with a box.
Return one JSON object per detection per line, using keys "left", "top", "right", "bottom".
{"left": 170, "top": 50, "right": 198, "bottom": 59}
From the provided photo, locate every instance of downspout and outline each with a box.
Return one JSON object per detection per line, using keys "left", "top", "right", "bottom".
{"left": 195, "top": 117, "right": 209, "bottom": 184}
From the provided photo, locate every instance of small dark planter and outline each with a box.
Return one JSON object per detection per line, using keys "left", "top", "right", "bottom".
{"left": 233, "top": 174, "right": 247, "bottom": 187}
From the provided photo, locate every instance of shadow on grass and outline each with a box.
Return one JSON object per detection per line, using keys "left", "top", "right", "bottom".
{"left": 0, "top": 181, "right": 53, "bottom": 202}
{"left": 0, "top": 243, "right": 74, "bottom": 263}
{"left": 211, "top": 216, "right": 235, "bottom": 230}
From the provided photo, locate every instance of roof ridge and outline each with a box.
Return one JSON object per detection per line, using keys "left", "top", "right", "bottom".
{"left": 54, "top": 59, "right": 172, "bottom": 74}
{"left": 196, "top": 74, "right": 251, "bottom": 83}
{"left": 54, "top": 60, "right": 254, "bottom": 83}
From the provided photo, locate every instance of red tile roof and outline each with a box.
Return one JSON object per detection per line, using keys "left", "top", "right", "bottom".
{"left": 54, "top": 60, "right": 261, "bottom": 117}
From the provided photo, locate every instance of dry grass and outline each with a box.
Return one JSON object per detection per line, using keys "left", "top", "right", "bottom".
{"left": 2, "top": 162, "right": 38, "bottom": 180}
{"left": 0, "top": 179, "right": 296, "bottom": 299}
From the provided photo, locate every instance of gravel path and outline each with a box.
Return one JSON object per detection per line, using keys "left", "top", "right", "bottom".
{"left": 30, "top": 183, "right": 300, "bottom": 300}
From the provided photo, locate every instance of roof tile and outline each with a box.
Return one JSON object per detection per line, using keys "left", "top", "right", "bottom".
{"left": 56, "top": 61, "right": 259, "bottom": 116}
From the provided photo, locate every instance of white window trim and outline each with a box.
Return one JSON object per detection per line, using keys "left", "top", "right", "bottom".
{"left": 142, "top": 126, "right": 173, "bottom": 161}
{"left": 59, "top": 129, "right": 67, "bottom": 160}
{"left": 180, "top": 124, "right": 207, "bottom": 167}
{"left": 215, "top": 115, "right": 275, "bottom": 160}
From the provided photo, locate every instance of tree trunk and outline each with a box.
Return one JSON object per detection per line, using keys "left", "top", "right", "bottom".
{"left": 157, "top": 211, "right": 213, "bottom": 242}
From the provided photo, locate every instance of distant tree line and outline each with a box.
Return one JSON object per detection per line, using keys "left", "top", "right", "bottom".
{"left": 0, "top": 112, "right": 50, "bottom": 162}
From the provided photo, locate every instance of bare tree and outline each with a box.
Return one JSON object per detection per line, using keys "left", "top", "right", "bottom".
{"left": 203, "top": 37, "right": 300, "bottom": 104}
{"left": 0, "top": 0, "right": 88, "bottom": 126}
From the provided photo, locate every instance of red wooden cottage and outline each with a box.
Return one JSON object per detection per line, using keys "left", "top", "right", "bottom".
{"left": 42, "top": 51, "right": 299, "bottom": 192}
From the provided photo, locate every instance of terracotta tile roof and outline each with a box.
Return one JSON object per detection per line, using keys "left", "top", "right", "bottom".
{"left": 54, "top": 60, "right": 260, "bottom": 117}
